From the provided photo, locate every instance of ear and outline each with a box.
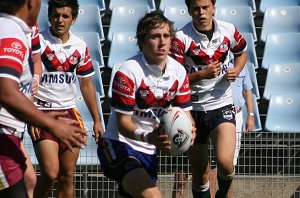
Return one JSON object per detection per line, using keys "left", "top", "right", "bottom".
{"left": 71, "top": 18, "right": 76, "bottom": 25}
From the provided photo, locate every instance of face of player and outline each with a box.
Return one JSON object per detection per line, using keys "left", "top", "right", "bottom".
{"left": 188, "top": 0, "right": 215, "bottom": 31}
{"left": 49, "top": 6, "right": 76, "bottom": 42}
{"left": 141, "top": 24, "right": 171, "bottom": 69}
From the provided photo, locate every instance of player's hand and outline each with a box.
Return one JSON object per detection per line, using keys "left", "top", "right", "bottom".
{"left": 46, "top": 111, "right": 87, "bottom": 152}
{"left": 246, "top": 115, "right": 255, "bottom": 132}
{"left": 93, "top": 120, "right": 104, "bottom": 142}
{"left": 203, "top": 61, "right": 222, "bottom": 79}
{"left": 29, "top": 126, "right": 40, "bottom": 141}
{"left": 31, "top": 75, "right": 39, "bottom": 96}
{"left": 226, "top": 67, "right": 239, "bottom": 82}
{"left": 147, "top": 124, "right": 172, "bottom": 154}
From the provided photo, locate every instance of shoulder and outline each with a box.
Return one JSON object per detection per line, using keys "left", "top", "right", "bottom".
{"left": 117, "top": 54, "right": 143, "bottom": 75}
{"left": 214, "top": 19, "right": 236, "bottom": 34}
{"left": 167, "top": 56, "right": 187, "bottom": 74}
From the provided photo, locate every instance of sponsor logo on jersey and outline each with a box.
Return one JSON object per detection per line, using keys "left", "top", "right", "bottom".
{"left": 42, "top": 73, "right": 76, "bottom": 84}
{"left": 19, "top": 81, "right": 32, "bottom": 94}
{"left": 170, "top": 40, "right": 181, "bottom": 53}
{"left": 134, "top": 108, "right": 167, "bottom": 120}
{"left": 3, "top": 41, "right": 25, "bottom": 59}
{"left": 113, "top": 76, "right": 131, "bottom": 92}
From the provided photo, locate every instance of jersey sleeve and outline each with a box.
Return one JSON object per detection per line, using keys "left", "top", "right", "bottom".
{"left": 169, "top": 36, "right": 187, "bottom": 65}
{"left": 31, "top": 22, "right": 41, "bottom": 55}
{"left": 0, "top": 37, "right": 27, "bottom": 80}
{"left": 173, "top": 72, "right": 192, "bottom": 109}
{"left": 231, "top": 26, "right": 247, "bottom": 55}
{"left": 76, "top": 46, "right": 94, "bottom": 77}
{"left": 111, "top": 69, "right": 136, "bottom": 114}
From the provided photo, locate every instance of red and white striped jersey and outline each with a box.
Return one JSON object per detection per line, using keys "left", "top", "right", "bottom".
{"left": 0, "top": 13, "right": 33, "bottom": 136}
{"left": 31, "top": 22, "right": 41, "bottom": 55}
{"left": 169, "top": 18, "right": 247, "bottom": 111}
{"left": 103, "top": 54, "right": 192, "bottom": 154}
{"left": 35, "top": 29, "right": 95, "bottom": 109}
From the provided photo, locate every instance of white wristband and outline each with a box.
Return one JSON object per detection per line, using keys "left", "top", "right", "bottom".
{"left": 134, "top": 128, "right": 150, "bottom": 143}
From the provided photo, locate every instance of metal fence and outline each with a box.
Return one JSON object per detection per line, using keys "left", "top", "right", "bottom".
{"left": 23, "top": 131, "right": 300, "bottom": 198}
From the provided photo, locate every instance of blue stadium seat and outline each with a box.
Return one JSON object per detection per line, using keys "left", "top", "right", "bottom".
{"left": 70, "top": 5, "right": 105, "bottom": 41}
{"left": 109, "top": 0, "right": 156, "bottom": 11}
{"left": 163, "top": 4, "right": 191, "bottom": 30}
{"left": 246, "top": 63, "right": 260, "bottom": 100}
{"left": 214, "top": 6, "right": 257, "bottom": 42}
{"left": 260, "top": 6, "right": 300, "bottom": 42}
{"left": 159, "top": 0, "right": 185, "bottom": 11}
{"left": 23, "top": 132, "right": 38, "bottom": 165}
{"left": 91, "top": 61, "right": 105, "bottom": 98}
{"left": 265, "top": 94, "right": 300, "bottom": 132}
{"left": 108, "top": 63, "right": 122, "bottom": 98}
{"left": 76, "top": 32, "right": 105, "bottom": 68}
{"left": 263, "top": 63, "right": 300, "bottom": 100}
{"left": 75, "top": 93, "right": 105, "bottom": 165}
{"left": 107, "top": 5, "right": 150, "bottom": 41}
{"left": 37, "top": 4, "right": 49, "bottom": 32}
{"left": 75, "top": 61, "right": 105, "bottom": 98}
{"left": 216, "top": 0, "right": 256, "bottom": 13}
{"left": 242, "top": 94, "right": 262, "bottom": 131}
{"left": 78, "top": 0, "right": 106, "bottom": 11}
{"left": 259, "top": 0, "right": 300, "bottom": 13}
{"left": 261, "top": 33, "right": 300, "bottom": 69}
{"left": 242, "top": 33, "right": 258, "bottom": 69}
{"left": 108, "top": 32, "right": 139, "bottom": 68}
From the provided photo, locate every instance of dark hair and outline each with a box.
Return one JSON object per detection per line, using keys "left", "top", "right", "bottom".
{"left": 136, "top": 11, "right": 174, "bottom": 50}
{"left": 48, "top": 0, "right": 79, "bottom": 19}
{"left": 185, "top": 0, "right": 216, "bottom": 8}
{"left": 0, "top": 0, "right": 26, "bottom": 14}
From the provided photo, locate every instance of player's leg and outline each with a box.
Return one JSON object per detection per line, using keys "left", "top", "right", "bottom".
{"left": 55, "top": 148, "right": 80, "bottom": 197}
{"left": 33, "top": 140, "right": 59, "bottom": 198}
{"left": 98, "top": 139, "right": 161, "bottom": 198}
{"left": 187, "top": 143, "right": 211, "bottom": 198}
{"left": 211, "top": 122, "right": 236, "bottom": 198}
{"left": 228, "top": 110, "right": 244, "bottom": 198}
{"left": 0, "top": 179, "right": 27, "bottom": 198}
{"left": 20, "top": 142, "right": 37, "bottom": 198}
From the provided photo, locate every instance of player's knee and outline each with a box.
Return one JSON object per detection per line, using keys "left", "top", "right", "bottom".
{"left": 24, "top": 173, "right": 37, "bottom": 189}
{"left": 218, "top": 167, "right": 235, "bottom": 181}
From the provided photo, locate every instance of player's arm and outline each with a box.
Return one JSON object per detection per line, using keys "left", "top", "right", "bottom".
{"left": 31, "top": 52, "right": 42, "bottom": 95}
{"left": 226, "top": 51, "right": 248, "bottom": 82}
{"left": 188, "top": 61, "right": 223, "bottom": 84}
{"left": 116, "top": 112, "right": 171, "bottom": 151}
{"left": 243, "top": 89, "right": 255, "bottom": 132}
{"left": 0, "top": 77, "right": 86, "bottom": 150}
{"left": 79, "top": 76, "right": 104, "bottom": 141}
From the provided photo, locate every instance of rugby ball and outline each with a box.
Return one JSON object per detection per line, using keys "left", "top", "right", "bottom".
{"left": 161, "top": 106, "right": 193, "bottom": 156}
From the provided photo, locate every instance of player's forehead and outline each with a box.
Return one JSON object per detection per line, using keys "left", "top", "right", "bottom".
{"left": 189, "top": 0, "right": 214, "bottom": 7}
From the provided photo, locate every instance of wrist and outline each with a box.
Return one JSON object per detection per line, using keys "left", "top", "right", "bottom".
{"left": 248, "top": 112, "right": 254, "bottom": 117}
{"left": 134, "top": 128, "right": 150, "bottom": 143}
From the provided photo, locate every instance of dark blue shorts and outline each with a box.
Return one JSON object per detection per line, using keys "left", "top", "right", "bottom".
{"left": 97, "top": 138, "right": 158, "bottom": 184}
{"left": 192, "top": 104, "right": 236, "bottom": 144}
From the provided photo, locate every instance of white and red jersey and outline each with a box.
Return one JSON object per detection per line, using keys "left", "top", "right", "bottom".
{"left": 35, "top": 29, "right": 95, "bottom": 109}
{"left": 169, "top": 18, "right": 247, "bottom": 111}
{"left": 0, "top": 13, "right": 33, "bottom": 136}
{"left": 31, "top": 22, "right": 41, "bottom": 55}
{"left": 103, "top": 54, "right": 192, "bottom": 155}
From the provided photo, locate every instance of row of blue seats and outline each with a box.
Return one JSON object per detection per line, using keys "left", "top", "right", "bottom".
{"left": 41, "top": 0, "right": 300, "bottom": 13}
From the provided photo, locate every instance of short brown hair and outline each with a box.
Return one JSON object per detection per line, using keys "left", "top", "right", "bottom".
{"left": 185, "top": 0, "right": 216, "bottom": 8}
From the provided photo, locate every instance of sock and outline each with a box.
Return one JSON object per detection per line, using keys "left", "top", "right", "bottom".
{"left": 216, "top": 168, "right": 235, "bottom": 198}
{"left": 192, "top": 182, "right": 211, "bottom": 198}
